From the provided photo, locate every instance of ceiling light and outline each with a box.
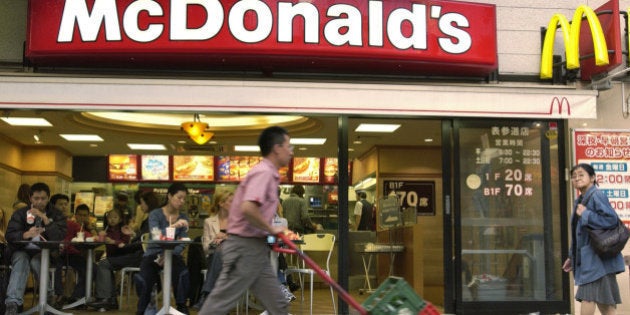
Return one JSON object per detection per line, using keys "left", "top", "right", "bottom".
{"left": 2, "top": 117, "right": 52, "bottom": 126}
{"left": 298, "top": 147, "right": 307, "bottom": 151}
{"left": 33, "top": 131, "right": 42, "bottom": 144}
{"left": 127, "top": 143, "right": 167, "bottom": 150}
{"left": 181, "top": 113, "right": 213, "bottom": 145}
{"left": 353, "top": 140, "right": 362, "bottom": 144}
{"left": 355, "top": 123, "right": 400, "bottom": 132}
{"left": 348, "top": 148, "right": 355, "bottom": 152}
{"left": 60, "top": 134, "right": 104, "bottom": 141}
{"left": 90, "top": 144, "right": 98, "bottom": 147}
{"left": 190, "top": 133, "right": 213, "bottom": 145}
{"left": 424, "top": 138, "right": 434, "bottom": 142}
{"left": 234, "top": 145, "right": 260, "bottom": 152}
{"left": 290, "top": 138, "right": 326, "bottom": 145}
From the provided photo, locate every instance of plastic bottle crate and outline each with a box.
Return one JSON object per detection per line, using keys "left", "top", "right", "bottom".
{"left": 418, "top": 302, "right": 440, "bottom": 315}
{"left": 361, "top": 276, "right": 426, "bottom": 314}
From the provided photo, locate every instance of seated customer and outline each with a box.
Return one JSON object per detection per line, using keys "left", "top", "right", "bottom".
{"left": 192, "top": 190, "right": 233, "bottom": 310}
{"left": 88, "top": 192, "right": 157, "bottom": 310}
{"left": 4, "top": 182, "right": 67, "bottom": 315}
{"left": 134, "top": 183, "right": 190, "bottom": 315}
{"left": 54, "top": 203, "right": 94, "bottom": 307}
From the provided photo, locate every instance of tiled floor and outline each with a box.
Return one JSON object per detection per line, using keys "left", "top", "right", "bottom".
{"left": 18, "top": 287, "right": 377, "bottom": 315}
{"left": 18, "top": 287, "right": 444, "bottom": 315}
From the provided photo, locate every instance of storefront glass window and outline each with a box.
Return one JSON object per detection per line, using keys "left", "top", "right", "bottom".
{"left": 458, "top": 122, "right": 562, "bottom": 302}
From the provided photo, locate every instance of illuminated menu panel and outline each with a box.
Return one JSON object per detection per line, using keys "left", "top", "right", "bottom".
{"left": 108, "top": 154, "right": 138, "bottom": 181}
{"left": 323, "top": 157, "right": 338, "bottom": 184}
{"left": 173, "top": 155, "right": 214, "bottom": 181}
{"left": 141, "top": 155, "right": 170, "bottom": 181}
{"left": 292, "top": 157, "right": 320, "bottom": 183}
{"left": 216, "top": 156, "right": 263, "bottom": 181}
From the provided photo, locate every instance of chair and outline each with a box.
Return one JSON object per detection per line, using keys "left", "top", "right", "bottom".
{"left": 119, "top": 233, "right": 148, "bottom": 309}
{"left": 285, "top": 233, "right": 336, "bottom": 315}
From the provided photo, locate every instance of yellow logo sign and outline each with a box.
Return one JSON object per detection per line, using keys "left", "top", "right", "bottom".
{"left": 540, "top": 5, "right": 609, "bottom": 79}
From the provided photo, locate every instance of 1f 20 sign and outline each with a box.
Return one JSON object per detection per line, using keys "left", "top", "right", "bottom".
{"left": 384, "top": 180, "right": 435, "bottom": 216}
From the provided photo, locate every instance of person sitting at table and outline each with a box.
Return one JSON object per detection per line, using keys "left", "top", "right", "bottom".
{"left": 88, "top": 191, "right": 158, "bottom": 310}
{"left": 48, "top": 193, "right": 71, "bottom": 305}
{"left": 4, "top": 182, "right": 67, "bottom": 315}
{"left": 54, "top": 203, "right": 94, "bottom": 308}
{"left": 191, "top": 190, "right": 233, "bottom": 310}
{"left": 134, "top": 183, "right": 191, "bottom": 315}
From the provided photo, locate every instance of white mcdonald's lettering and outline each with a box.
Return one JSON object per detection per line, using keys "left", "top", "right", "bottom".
{"left": 540, "top": 5, "right": 608, "bottom": 79}
{"left": 56, "top": 0, "right": 473, "bottom": 54}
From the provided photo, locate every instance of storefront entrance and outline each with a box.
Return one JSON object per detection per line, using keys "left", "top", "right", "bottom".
{"left": 443, "top": 119, "right": 571, "bottom": 315}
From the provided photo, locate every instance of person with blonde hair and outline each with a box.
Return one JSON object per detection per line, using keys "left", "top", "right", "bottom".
{"left": 192, "top": 190, "right": 234, "bottom": 309}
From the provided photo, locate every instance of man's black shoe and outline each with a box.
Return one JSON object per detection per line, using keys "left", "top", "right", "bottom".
{"left": 87, "top": 298, "right": 117, "bottom": 310}
{"left": 176, "top": 303, "right": 189, "bottom": 315}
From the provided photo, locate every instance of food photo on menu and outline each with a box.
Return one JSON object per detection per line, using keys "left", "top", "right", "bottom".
{"left": 141, "top": 155, "right": 170, "bottom": 180}
{"left": 292, "top": 157, "right": 320, "bottom": 183}
{"left": 173, "top": 155, "right": 214, "bottom": 181}
{"left": 108, "top": 154, "right": 137, "bottom": 180}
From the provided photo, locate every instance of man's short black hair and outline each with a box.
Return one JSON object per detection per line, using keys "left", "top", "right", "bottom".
{"left": 50, "top": 194, "right": 69, "bottom": 206}
{"left": 75, "top": 204, "right": 90, "bottom": 214}
{"left": 258, "top": 126, "right": 289, "bottom": 157}
{"left": 30, "top": 182, "right": 50, "bottom": 197}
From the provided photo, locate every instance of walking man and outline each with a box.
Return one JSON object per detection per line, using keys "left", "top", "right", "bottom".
{"left": 199, "top": 126, "right": 293, "bottom": 315}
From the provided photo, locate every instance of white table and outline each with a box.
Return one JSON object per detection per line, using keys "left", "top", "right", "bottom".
{"left": 147, "top": 240, "right": 191, "bottom": 315}
{"left": 62, "top": 241, "right": 105, "bottom": 310}
{"left": 15, "top": 241, "right": 73, "bottom": 315}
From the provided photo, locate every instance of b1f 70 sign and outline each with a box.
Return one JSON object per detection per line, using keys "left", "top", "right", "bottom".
{"left": 26, "top": 0, "right": 498, "bottom": 76}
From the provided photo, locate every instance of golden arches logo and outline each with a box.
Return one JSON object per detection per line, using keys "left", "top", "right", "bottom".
{"left": 549, "top": 97, "right": 571, "bottom": 115}
{"left": 540, "top": 5, "right": 609, "bottom": 79}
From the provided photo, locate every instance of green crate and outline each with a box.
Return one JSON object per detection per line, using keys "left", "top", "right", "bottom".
{"left": 361, "top": 276, "right": 426, "bottom": 314}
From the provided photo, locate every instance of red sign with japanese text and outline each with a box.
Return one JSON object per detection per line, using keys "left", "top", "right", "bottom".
{"left": 26, "top": 0, "right": 497, "bottom": 76}
{"left": 573, "top": 129, "right": 630, "bottom": 224}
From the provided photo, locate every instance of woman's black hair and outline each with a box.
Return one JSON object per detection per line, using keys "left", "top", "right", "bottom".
{"left": 167, "top": 183, "right": 188, "bottom": 197}
{"left": 571, "top": 163, "right": 598, "bottom": 186}
{"left": 141, "top": 191, "right": 161, "bottom": 211}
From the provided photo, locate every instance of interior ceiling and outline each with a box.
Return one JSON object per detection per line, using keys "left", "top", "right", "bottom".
{"left": 0, "top": 109, "right": 442, "bottom": 159}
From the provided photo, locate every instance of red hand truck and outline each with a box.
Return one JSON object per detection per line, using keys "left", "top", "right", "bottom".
{"left": 274, "top": 233, "right": 440, "bottom": 315}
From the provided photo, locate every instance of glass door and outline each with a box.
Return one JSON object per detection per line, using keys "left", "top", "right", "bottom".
{"left": 450, "top": 119, "right": 570, "bottom": 314}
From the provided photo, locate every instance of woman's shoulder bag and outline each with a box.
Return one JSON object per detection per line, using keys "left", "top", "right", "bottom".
{"left": 582, "top": 190, "right": 630, "bottom": 258}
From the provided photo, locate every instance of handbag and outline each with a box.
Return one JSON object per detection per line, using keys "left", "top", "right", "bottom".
{"left": 587, "top": 220, "right": 630, "bottom": 258}
{"left": 581, "top": 190, "right": 630, "bottom": 258}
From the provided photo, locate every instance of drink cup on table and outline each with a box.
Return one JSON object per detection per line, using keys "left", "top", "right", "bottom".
{"left": 165, "top": 227, "right": 175, "bottom": 240}
{"left": 77, "top": 231, "right": 85, "bottom": 241}
{"left": 151, "top": 227, "right": 162, "bottom": 240}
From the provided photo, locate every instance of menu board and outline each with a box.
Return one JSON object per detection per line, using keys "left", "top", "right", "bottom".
{"left": 292, "top": 157, "right": 320, "bottom": 183}
{"left": 216, "top": 156, "right": 263, "bottom": 181}
{"left": 173, "top": 155, "right": 214, "bottom": 181}
{"left": 93, "top": 195, "right": 113, "bottom": 217}
{"left": 279, "top": 165, "right": 290, "bottom": 183}
{"left": 141, "top": 155, "right": 170, "bottom": 181}
{"left": 323, "top": 158, "right": 338, "bottom": 184}
{"left": 108, "top": 154, "right": 138, "bottom": 181}
{"left": 74, "top": 192, "right": 95, "bottom": 212}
